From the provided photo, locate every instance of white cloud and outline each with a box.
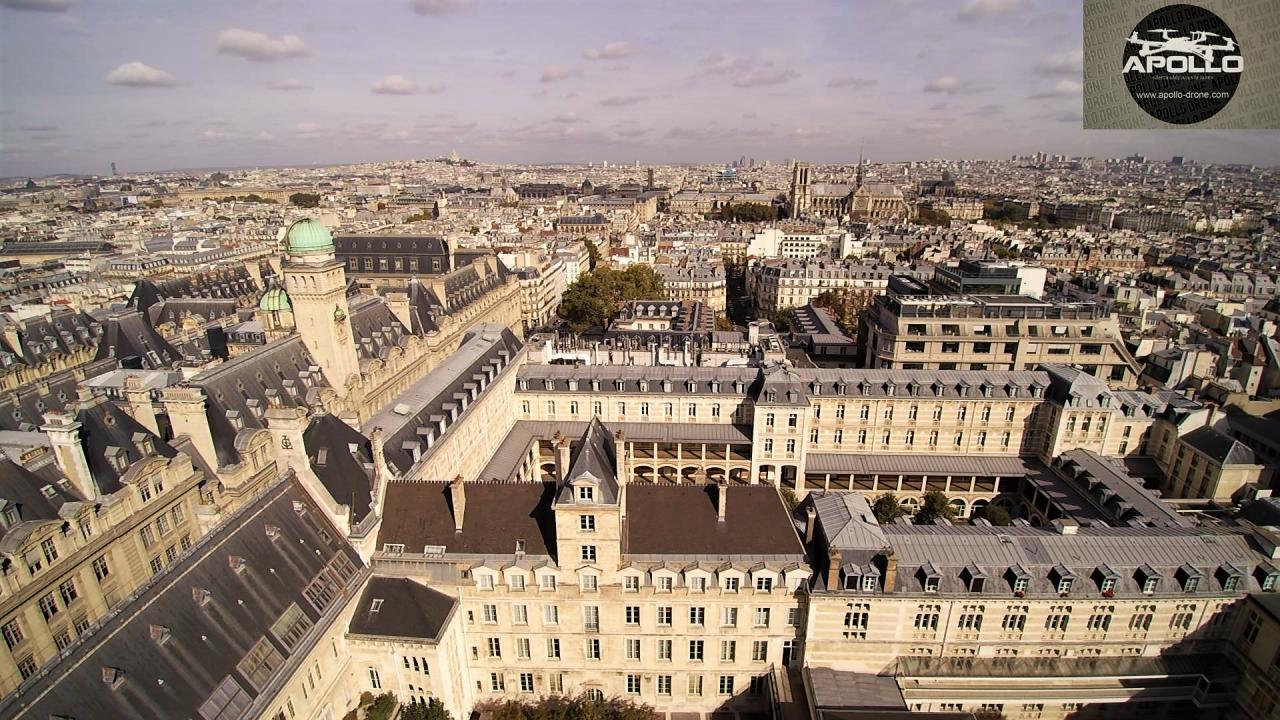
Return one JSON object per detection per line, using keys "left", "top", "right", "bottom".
{"left": 599, "top": 95, "right": 646, "bottom": 107}
{"left": 104, "top": 62, "right": 176, "bottom": 87}
{"left": 268, "top": 78, "right": 310, "bottom": 91}
{"left": 1031, "top": 79, "right": 1083, "bottom": 99}
{"left": 582, "top": 41, "right": 633, "bottom": 61}
{"left": 699, "top": 53, "right": 798, "bottom": 89}
{"left": 828, "top": 76, "right": 878, "bottom": 89}
{"left": 408, "top": 0, "right": 472, "bottom": 15}
{"left": 552, "top": 112, "right": 579, "bottom": 123}
{"left": 956, "top": 0, "right": 1027, "bottom": 21}
{"left": 1035, "top": 50, "right": 1083, "bottom": 78}
{"left": 216, "top": 28, "right": 306, "bottom": 62}
{"left": 295, "top": 122, "right": 324, "bottom": 138}
{"left": 255, "top": 131, "right": 275, "bottom": 141}
{"left": 372, "top": 74, "right": 419, "bottom": 95}
{"left": 923, "top": 75, "right": 985, "bottom": 95}
{"left": 732, "top": 68, "right": 799, "bottom": 88}
{"left": 0, "top": 0, "right": 71, "bottom": 11}
{"left": 540, "top": 65, "right": 580, "bottom": 83}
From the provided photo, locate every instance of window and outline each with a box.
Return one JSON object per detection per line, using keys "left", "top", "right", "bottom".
{"left": 754, "top": 607, "right": 771, "bottom": 627}
{"left": 2, "top": 619, "right": 24, "bottom": 650}
{"left": 516, "top": 637, "right": 531, "bottom": 659}
{"left": 752, "top": 640, "right": 768, "bottom": 662}
{"left": 626, "top": 606, "right": 640, "bottom": 625}
{"left": 1001, "top": 606, "right": 1028, "bottom": 632}
{"left": 1129, "top": 606, "right": 1155, "bottom": 632}
{"left": 626, "top": 638, "right": 641, "bottom": 660}
{"left": 543, "top": 604, "right": 559, "bottom": 624}
{"left": 913, "top": 605, "right": 940, "bottom": 632}
{"left": 721, "top": 607, "right": 738, "bottom": 627}
{"left": 658, "top": 576, "right": 673, "bottom": 592}
{"left": 582, "top": 575, "right": 598, "bottom": 592}
{"left": 549, "top": 673, "right": 564, "bottom": 694}
{"left": 844, "top": 604, "right": 870, "bottom": 639}
{"left": 487, "top": 637, "right": 502, "bottom": 658}
{"left": 1243, "top": 612, "right": 1262, "bottom": 646}
{"left": 581, "top": 545, "right": 597, "bottom": 562}
{"left": 718, "top": 675, "right": 735, "bottom": 695}
{"left": 583, "top": 605, "right": 599, "bottom": 631}
{"left": 510, "top": 574, "right": 526, "bottom": 591}
{"left": 691, "top": 576, "right": 707, "bottom": 592}
{"left": 520, "top": 672, "right": 534, "bottom": 693}
{"left": 490, "top": 673, "right": 504, "bottom": 691}
{"left": 38, "top": 593, "right": 59, "bottom": 621}
{"left": 1045, "top": 606, "right": 1071, "bottom": 632}
{"left": 1087, "top": 607, "right": 1113, "bottom": 632}
{"left": 577, "top": 486, "right": 594, "bottom": 502}
{"left": 586, "top": 638, "right": 601, "bottom": 660}
{"left": 547, "top": 638, "right": 561, "bottom": 659}
{"left": 483, "top": 604, "right": 498, "bottom": 623}
{"left": 579, "top": 515, "right": 596, "bottom": 532}
{"left": 789, "top": 607, "right": 802, "bottom": 626}
{"left": 657, "top": 675, "right": 672, "bottom": 696}
{"left": 657, "top": 606, "right": 672, "bottom": 626}
{"left": 658, "top": 638, "right": 672, "bottom": 660}
{"left": 139, "top": 526, "right": 155, "bottom": 549}
{"left": 688, "top": 675, "right": 704, "bottom": 696}
{"left": 150, "top": 556, "right": 163, "bottom": 576}
{"left": 58, "top": 579, "right": 78, "bottom": 606}
{"left": 724, "top": 577, "right": 740, "bottom": 592}
{"left": 368, "top": 667, "right": 381, "bottom": 690}
{"left": 689, "top": 639, "right": 704, "bottom": 661}
{"left": 624, "top": 575, "right": 640, "bottom": 592}
{"left": 540, "top": 575, "right": 557, "bottom": 591}
{"left": 690, "top": 607, "right": 705, "bottom": 626}
{"left": 756, "top": 576, "right": 773, "bottom": 592}
{"left": 626, "top": 674, "right": 641, "bottom": 695}
{"left": 720, "top": 640, "right": 736, "bottom": 662}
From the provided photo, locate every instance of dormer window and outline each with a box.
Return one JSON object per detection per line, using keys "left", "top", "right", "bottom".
{"left": 639, "top": 380, "right": 649, "bottom": 392}
{"left": 1255, "top": 563, "right": 1278, "bottom": 592}
{"left": 920, "top": 562, "right": 941, "bottom": 593}
{"left": 1176, "top": 564, "right": 1203, "bottom": 593}
{"left": 577, "top": 486, "right": 594, "bottom": 503}
{"left": 861, "top": 575, "right": 876, "bottom": 592}
{"left": 1052, "top": 565, "right": 1075, "bottom": 595}
{"left": 660, "top": 380, "right": 671, "bottom": 393}
{"left": 962, "top": 563, "right": 986, "bottom": 593}
{"left": 711, "top": 381, "right": 721, "bottom": 393}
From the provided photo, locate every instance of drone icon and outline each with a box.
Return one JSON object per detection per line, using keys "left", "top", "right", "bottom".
{"left": 1127, "top": 29, "right": 1237, "bottom": 61}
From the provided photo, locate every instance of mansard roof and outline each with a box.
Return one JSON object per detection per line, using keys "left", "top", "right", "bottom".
{"left": 555, "top": 416, "right": 619, "bottom": 505}
{"left": 348, "top": 576, "right": 457, "bottom": 641}
{"left": 189, "top": 336, "right": 330, "bottom": 467}
{"left": 367, "top": 324, "right": 521, "bottom": 475}
{"left": 146, "top": 297, "right": 242, "bottom": 329}
{"left": 349, "top": 295, "right": 413, "bottom": 363}
{"left": 303, "top": 413, "right": 375, "bottom": 525}
{"left": 0, "top": 308, "right": 101, "bottom": 368}
{"left": 93, "top": 309, "right": 184, "bottom": 369}
{"left": 377, "top": 481, "right": 558, "bottom": 558}
{"left": 1182, "top": 425, "right": 1257, "bottom": 466}
{"left": 623, "top": 484, "right": 804, "bottom": 559}
{"left": 128, "top": 265, "right": 258, "bottom": 314}
{"left": 0, "top": 456, "right": 79, "bottom": 548}
{"left": 5, "top": 476, "right": 364, "bottom": 720}
{"left": 75, "top": 397, "right": 178, "bottom": 494}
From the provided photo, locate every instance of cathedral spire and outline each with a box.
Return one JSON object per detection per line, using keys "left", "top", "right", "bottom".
{"left": 856, "top": 148, "right": 865, "bottom": 189}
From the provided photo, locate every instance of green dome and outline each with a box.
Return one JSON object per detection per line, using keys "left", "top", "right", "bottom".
{"left": 285, "top": 217, "right": 334, "bottom": 256}
{"left": 259, "top": 287, "right": 291, "bottom": 312}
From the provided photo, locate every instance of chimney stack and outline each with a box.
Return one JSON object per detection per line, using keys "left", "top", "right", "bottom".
{"left": 805, "top": 505, "right": 817, "bottom": 544}
{"left": 614, "top": 430, "right": 627, "bottom": 485}
{"left": 42, "top": 411, "right": 97, "bottom": 501}
{"left": 717, "top": 481, "right": 728, "bottom": 522}
{"left": 826, "top": 547, "right": 841, "bottom": 590}
{"left": 450, "top": 475, "right": 466, "bottom": 533}
{"left": 882, "top": 549, "right": 898, "bottom": 592}
{"left": 554, "top": 433, "right": 571, "bottom": 482}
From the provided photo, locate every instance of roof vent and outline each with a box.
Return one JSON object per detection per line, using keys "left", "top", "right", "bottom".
{"left": 101, "top": 666, "right": 125, "bottom": 689}
{"left": 149, "top": 624, "right": 171, "bottom": 645}
{"left": 192, "top": 587, "right": 212, "bottom": 606}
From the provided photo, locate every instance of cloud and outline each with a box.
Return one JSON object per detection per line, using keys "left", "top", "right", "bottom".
{"left": 733, "top": 68, "right": 799, "bottom": 88}
{"left": 540, "top": 65, "right": 580, "bottom": 83}
{"left": 104, "top": 62, "right": 176, "bottom": 87}
{"left": 699, "top": 53, "right": 798, "bottom": 89}
{"left": 582, "top": 41, "right": 633, "bottom": 60}
{"left": 372, "top": 74, "right": 419, "bottom": 95}
{"left": 20, "top": 124, "right": 59, "bottom": 132}
{"left": 216, "top": 28, "right": 306, "bottom": 62}
{"left": 255, "top": 131, "right": 275, "bottom": 142}
{"left": 828, "top": 76, "right": 878, "bottom": 89}
{"left": 956, "top": 0, "right": 1027, "bottom": 21}
{"left": 1034, "top": 50, "right": 1083, "bottom": 78}
{"left": 268, "top": 78, "right": 310, "bottom": 91}
{"left": 1030, "top": 79, "right": 1082, "bottom": 99}
{"left": 599, "top": 95, "right": 646, "bottom": 108}
{"left": 552, "top": 112, "right": 579, "bottom": 123}
{"left": 295, "top": 122, "right": 324, "bottom": 138}
{"left": 0, "top": 0, "right": 71, "bottom": 11}
{"left": 408, "top": 0, "right": 472, "bottom": 15}
{"left": 923, "top": 75, "right": 985, "bottom": 95}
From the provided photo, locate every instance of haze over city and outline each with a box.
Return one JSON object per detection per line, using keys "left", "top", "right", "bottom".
{"left": 3, "top": 0, "right": 1280, "bottom": 176}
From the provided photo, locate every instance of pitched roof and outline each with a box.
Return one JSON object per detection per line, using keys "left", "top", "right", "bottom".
{"left": 1183, "top": 426, "right": 1256, "bottom": 465}
{"left": 348, "top": 576, "right": 456, "bottom": 641}
{"left": 377, "top": 481, "right": 558, "bottom": 558}
{"left": 623, "top": 484, "right": 804, "bottom": 558}
{"left": 303, "top": 413, "right": 375, "bottom": 524}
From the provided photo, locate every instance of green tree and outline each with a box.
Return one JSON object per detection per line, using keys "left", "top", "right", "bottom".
{"left": 913, "top": 206, "right": 951, "bottom": 226}
{"left": 475, "top": 694, "right": 659, "bottom": 720}
{"left": 780, "top": 488, "right": 799, "bottom": 511}
{"left": 871, "top": 493, "right": 907, "bottom": 524}
{"left": 399, "top": 698, "right": 453, "bottom": 720}
{"left": 914, "top": 489, "right": 957, "bottom": 525}
{"left": 719, "top": 202, "right": 778, "bottom": 222}
{"left": 714, "top": 315, "right": 735, "bottom": 331}
{"left": 974, "top": 504, "right": 1012, "bottom": 526}
{"left": 558, "top": 265, "right": 667, "bottom": 332}
{"left": 289, "top": 192, "right": 321, "bottom": 208}
{"left": 768, "top": 308, "right": 793, "bottom": 332}
{"left": 582, "top": 236, "right": 602, "bottom": 271}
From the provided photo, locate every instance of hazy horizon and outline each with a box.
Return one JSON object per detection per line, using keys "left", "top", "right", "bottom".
{"left": 3, "top": 0, "right": 1280, "bottom": 177}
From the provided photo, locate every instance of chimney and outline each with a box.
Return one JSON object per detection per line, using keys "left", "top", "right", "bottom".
{"left": 450, "top": 475, "right": 466, "bottom": 533}
{"left": 122, "top": 375, "right": 159, "bottom": 435}
{"left": 717, "top": 481, "right": 728, "bottom": 522}
{"left": 554, "top": 433, "right": 571, "bottom": 482}
{"left": 805, "top": 505, "right": 817, "bottom": 544}
{"left": 826, "top": 546, "right": 841, "bottom": 590}
{"left": 42, "top": 411, "right": 97, "bottom": 501}
{"left": 614, "top": 430, "right": 627, "bottom": 485}
{"left": 883, "top": 549, "right": 898, "bottom": 592}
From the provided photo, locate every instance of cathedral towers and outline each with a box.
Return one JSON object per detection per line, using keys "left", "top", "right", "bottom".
{"left": 281, "top": 218, "right": 360, "bottom": 392}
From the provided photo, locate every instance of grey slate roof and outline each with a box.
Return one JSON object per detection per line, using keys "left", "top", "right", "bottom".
{"left": 348, "top": 576, "right": 457, "bottom": 641}
{"left": 1183, "top": 425, "right": 1257, "bottom": 465}
{"left": 556, "top": 416, "right": 619, "bottom": 505}
{"left": 377, "top": 481, "right": 558, "bottom": 558}
{"left": 6, "top": 475, "right": 364, "bottom": 720}
{"left": 303, "top": 413, "right": 375, "bottom": 524}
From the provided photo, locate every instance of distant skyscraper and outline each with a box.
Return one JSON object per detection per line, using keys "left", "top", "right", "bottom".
{"left": 110, "top": 162, "right": 117, "bottom": 176}
{"left": 1172, "top": 156, "right": 1184, "bottom": 166}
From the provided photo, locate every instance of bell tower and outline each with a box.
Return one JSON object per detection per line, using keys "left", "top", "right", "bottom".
{"left": 281, "top": 218, "right": 360, "bottom": 392}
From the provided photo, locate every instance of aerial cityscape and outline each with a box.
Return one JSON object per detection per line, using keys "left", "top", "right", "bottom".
{"left": 2, "top": 1, "right": 1280, "bottom": 720}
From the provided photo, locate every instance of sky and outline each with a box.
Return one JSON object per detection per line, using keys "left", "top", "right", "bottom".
{"left": 1, "top": 0, "right": 1279, "bottom": 177}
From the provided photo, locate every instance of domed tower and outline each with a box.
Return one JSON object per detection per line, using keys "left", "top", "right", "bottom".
{"left": 256, "top": 285, "right": 295, "bottom": 340}
{"left": 281, "top": 218, "right": 359, "bottom": 391}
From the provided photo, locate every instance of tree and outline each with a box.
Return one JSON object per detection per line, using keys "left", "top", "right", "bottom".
{"left": 719, "top": 202, "right": 777, "bottom": 222}
{"left": 289, "top": 192, "right": 321, "bottom": 208}
{"left": 914, "top": 489, "right": 957, "bottom": 525}
{"left": 582, "top": 236, "right": 602, "bottom": 271}
{"left": 780, "top": 488, "right": 799, "bottom": 511}
{"left": 871, "top": 493, "right": 907, "bottom": 524}
{"left": 558, "top": 265, "right": 666, "bottom": 332}
{"left": 812, "top": 289, "right": 873, "bottom": 329}
{"left": 475, "top": 694, "right": 659, "bottom": 720}
{"left": 974, "top": 504, "right": 1012, "bottom": 526}
{"left": 914, "top": 206, "right": 951, "bottom": 226}
{"left": 714, "top": 315, "right": 735, "bottom": 331}
{"left": 400, "top": 698, "right": 453, "bottom": 720}
{"left": 769, "top": 308, "right": 792, "bottom": 332}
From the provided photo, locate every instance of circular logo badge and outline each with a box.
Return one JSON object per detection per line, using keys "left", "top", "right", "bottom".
{"left": 1122, "top": 4, "right": 1242, "bottom": 124}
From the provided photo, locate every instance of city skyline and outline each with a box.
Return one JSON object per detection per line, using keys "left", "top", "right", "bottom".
{"left": 3, "top": 0, "right": 1280, "bottom": 177}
